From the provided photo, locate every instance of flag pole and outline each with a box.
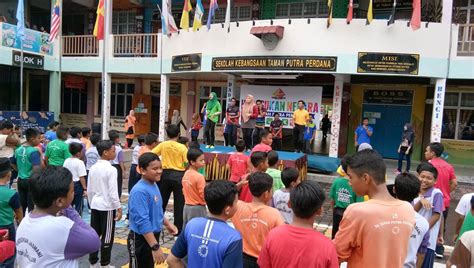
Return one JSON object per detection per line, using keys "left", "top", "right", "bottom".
{"left": 58, "top": 0, "right": 62, "bottom": 109}
{"left": 19, "top": 40, "right": 24, "bottom": 128}
{"left": 100, "top": 0, "right": 110, "bottom": 139}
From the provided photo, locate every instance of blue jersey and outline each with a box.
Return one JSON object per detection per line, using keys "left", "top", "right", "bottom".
{"left": 355, "top": 125, "right": 373, "bottom": 145}
{"left": 304, "top": 125, "right": 317, "bottom": 141}
{"left": 129, "top": 179, "right": 164, "bottom": 234}
{"left": 171, "top": 217, "right": 243, "bottom": 268}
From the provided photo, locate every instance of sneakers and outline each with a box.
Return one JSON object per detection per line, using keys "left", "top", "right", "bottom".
{"left": 209, "top": 145, "right": 215, "bottom": 149}
{"left": 393, "top": 169, "right": 401, "bottom": 175}
{"left": 205, "top": 145, "right": 210, "bottom": 148}
{"left": 435, "top": 252, "right": 444, "bottom": 259}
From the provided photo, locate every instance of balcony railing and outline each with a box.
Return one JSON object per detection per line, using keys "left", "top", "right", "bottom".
{"left": 113, "top": 33, "right": 158, "bottom": 57}
{"left": 62, "top": 35, "right": 99, "bottom": 56}
{"left": 458, "top": 24, "right": 474, "bottom": 56}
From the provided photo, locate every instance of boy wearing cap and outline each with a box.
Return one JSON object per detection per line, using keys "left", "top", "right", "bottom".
{"left": 0, "top": 157, "right": 23, "bottom": 268}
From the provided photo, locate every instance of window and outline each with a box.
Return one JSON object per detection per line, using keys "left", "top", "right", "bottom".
{"left": 275, "top": 1, "right": 328, "bottom": 18}
{"left": 112, "top": 11, "right": 136, "bottom": 34}
{"left": 98, "top": 83, "right": 135, "bottom": 117}
{"left": 61, "top": 88, "right": 87, "bottom": 114}
{"left": 199, "top": 86, "right": 227, "bottom": 123}
{"left": 203, "top": 5, "right": 252, "bottom": 24}
{"left": 442, "top": 92, "right": 474, "bottom": 141}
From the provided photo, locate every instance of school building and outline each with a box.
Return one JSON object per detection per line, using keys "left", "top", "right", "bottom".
{"left": 0, "top": 0, "right": 472, "bottom": 166}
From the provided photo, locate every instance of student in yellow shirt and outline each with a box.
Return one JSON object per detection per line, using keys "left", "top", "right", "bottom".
{"left": 292, "top": 100, "right": 310, "bottom": 153}
{"left": 151, "top": 124, "right": 188, "bottom": 235}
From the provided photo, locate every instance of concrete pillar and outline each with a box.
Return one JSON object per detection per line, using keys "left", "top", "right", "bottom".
{"left": 49, "top": 71, "right": 61, "bottom": 120}
{"left": 442, "top": 0, "right": 453, "bottom": 24}
{"left": 159, "top": 75, "right": 170, "bottom": 142}
{"left": 226, "top": 75, "right": 235, "bottom": 108}
{"left": 186, "top": 80, "right": 196, "bottom": 132}
{"left": 86, "top": 77, "right": 95, "bottom": 127}
{"left": 329, "top": 75, "right": 348, "bottom": 158}
{"left": 431, "top": 78, "right": 446, "bottom": 142}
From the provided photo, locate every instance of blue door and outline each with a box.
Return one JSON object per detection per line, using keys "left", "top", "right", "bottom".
{"left": 362, "top": 104, "right": 412, "bottom": 159}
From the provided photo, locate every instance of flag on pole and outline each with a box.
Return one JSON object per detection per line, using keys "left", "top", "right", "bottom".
{"left": 93, "top": 0, "right": 105, "bottom": 40}
{"left": 180, "top": 0, "right": 192, "bottom": 31}
{"left": 387, "top": 0, "right": 397, "bottom": 25}
{"left": 16, "top": 0, "right": 25, "bottom": 41}
{"left": 206, "top": 0, "right": 218, "bottom": 30}
{"left": 366, "top": 0, "right": 373, "bottom": 24}
{"left": 161, "top": 0, "right": 178, "bottom": 35}
{"left": 346, "top": 0, "right": 353, "bottom": 24}
{"left": 193, "top": 0, "right": 204, "bottom": 31}
{"left": 224, "top": 0, "right": 231, "bottom": 31}
{"left": 49, "top": 0, "right": 60, "bottom": 43}
{"left": 410, "top": 0, "right": 421, "bottom": 30}
{"left": 327, "top": 0, "right": 333, "bottom": 28}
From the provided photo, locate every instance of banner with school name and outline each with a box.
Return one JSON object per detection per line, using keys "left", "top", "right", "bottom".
{"left": 1, "top": 23, "right": 53, "bottom": 55}
{"left": 240, "top": 85, "right": 323, "bottom": 129}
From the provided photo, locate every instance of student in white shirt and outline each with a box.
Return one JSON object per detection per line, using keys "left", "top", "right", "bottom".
{"left": 108, "top": 130, "right": 125, "bottom": 198}
{"left": 393, "top": 172, "right": 430, "bottom": 268}
{"left": 455, "top": 192, "right": 474, "bottom": 240}
{"left": 87, "top": 140, "right": 122, "bottom": 267}
{"left": 63, "top": 143, "right": 87, "bottom": 216}
{"left": 16, "top": 166, "right": 100, "bottom": 268}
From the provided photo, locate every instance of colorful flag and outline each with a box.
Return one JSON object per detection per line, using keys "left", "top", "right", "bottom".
{"left": 224, "top": 0, "right": 232, "bottom": 31}
{"left": 207, "top": 0, "right": 218, "bottom": 30}
{"left": 346, "top": 0, "right": 353, "bottom": 24}
{"left": 16, "top": 0, "right": 25, "bottom": 41}
{"left": 387, "top": 0, "right": 397, "bottom": 25}
{"left": 48, "top": 0, "right": 60, "bottom": 43}
{"left": 327, "top": 0, "right": 333, "bottom": 28}
{"left": 193, "top": 0, "right": 204, "bottom": 31}
{"left": 93, "top": 0, "right": 105, "bottom": 40}
{"left": 410, "top": 0, "right": 421, "bottom": 30}
{"left": 366, "top": 0, "right": 373, "bottom": 24}
{"left": 161, "top": 0, "right": 178, "bottom": 35}
{"left": 180, "top": 0, "right": 192, "bottom": 31}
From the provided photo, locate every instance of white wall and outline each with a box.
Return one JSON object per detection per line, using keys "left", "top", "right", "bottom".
{"left": 161, "top": 18, "right": 453, "bottom": 77}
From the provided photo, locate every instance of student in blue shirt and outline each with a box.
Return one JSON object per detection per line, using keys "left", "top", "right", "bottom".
{"left": 167, "top": 180, "right": 243, "bottom": 268}
{"left": 354, "top": 117, "right": 373, "bottom": 151}
{"left": 303, "top": 118, "right": 317, "bottom": 154}
{"left": 128, "top": 153, "right": 178, "bottom": 268}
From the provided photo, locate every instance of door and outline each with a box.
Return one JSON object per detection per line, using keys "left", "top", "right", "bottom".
{"left": 362, "top": 104, "right": 412, "bottom": 159}
{"left": 168, "top": 96, "right": 181, "bottom": 122}
{"left": 151, "top": 96, "right": 160, "bottom": 133}
{"left": 131, "top": 94, "right": 151, "bottom": 135}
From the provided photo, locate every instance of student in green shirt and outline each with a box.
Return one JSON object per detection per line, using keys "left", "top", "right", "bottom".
{"left": 329, "top": 155, "right": 360, "bottom": 239}
{"left": 45, "top": 127, "right": 71, "bottom": 166}
{"left": 11, "top": 128, "right": 42, "bottom": 215}
{"left": 0, "top": 157, "right": 23, "bottom": 267}
{"left": 203, "top": 92, "right": 222, "bottom": 149}
{"left": 457, "top": 196, "right": 474, "bottom": 241}
{"left": 266, "top": 150, "right": 284, "bottom": 192}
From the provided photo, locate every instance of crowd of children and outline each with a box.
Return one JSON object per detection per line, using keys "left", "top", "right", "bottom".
{"left": 1, "top": 117, "right": 473, "bottom": 268}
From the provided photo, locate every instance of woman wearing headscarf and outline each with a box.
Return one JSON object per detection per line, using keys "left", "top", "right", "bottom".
{"left": 125, "top": 110, "right": 136, "bottom": 148}
{"left": 241, "top": 95, "right": 258, "bottom": 151}
{"left": 396, "top": 123, "right": 415, "bottom": 173}
{"left": 204, "top": 92, "right": 222, "bottom": 148}
{"left": 171, "top": 110, "right": 187, "bottom": 134}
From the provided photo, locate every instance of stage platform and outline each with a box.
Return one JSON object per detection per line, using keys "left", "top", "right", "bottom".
{"left": 200, "top": 145, "right": 308, "bottom": 180}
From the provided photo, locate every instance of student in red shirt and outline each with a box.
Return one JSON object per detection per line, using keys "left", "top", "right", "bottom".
{"left": 237, "top": 151, "right": 269, "bottom": 203}
{"left": 226, "top": 140, "right": 249, "bottom": 183}
{"left": 425, "top": 142, "right": 457, "bottom": 256}
{"left": 251, "top": 130, "right": 273, "bottom": 154}
{"left": 259, "top": 180, "right": 339, "bottom": 268}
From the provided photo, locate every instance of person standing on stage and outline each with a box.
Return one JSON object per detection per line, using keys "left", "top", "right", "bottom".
{"left": 204, "top": 92, "right": 222, "bottom": 149}
{"left": 354, "top": 117, "right": 373, "bottom": 152}
{"left": 226, "top": 98, "right": 240, "bottom": 147}
{"left": 241, "top": 95, "right": 258, "bottom": 151}
{"left": 292, "top": 100, "right": 309, "bottom": 153}
{"left": 253, "top": 100, "right": 267, "bottom": 147}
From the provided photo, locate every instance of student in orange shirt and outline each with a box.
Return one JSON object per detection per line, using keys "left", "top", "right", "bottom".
{"left": 81, "top": 127, "right": 92, "bottom": 150}
{"left": 182, "top": 148, "right": 207, "bottom": 229}
{"left": 231, "top": 171, "right": 284, "bottom": 267}
{"left": 333, "top": 149, "right": 416, "bottom": 268}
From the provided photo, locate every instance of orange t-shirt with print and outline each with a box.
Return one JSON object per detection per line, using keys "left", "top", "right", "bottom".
{"left": 182, "top": 169, "right": 206, "bottom": 205}
{"left": 135, "top": 146, "right": 152, "bottom": 173}
{"left": 231, "top": 201, "right": 284, "bottom": 258}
